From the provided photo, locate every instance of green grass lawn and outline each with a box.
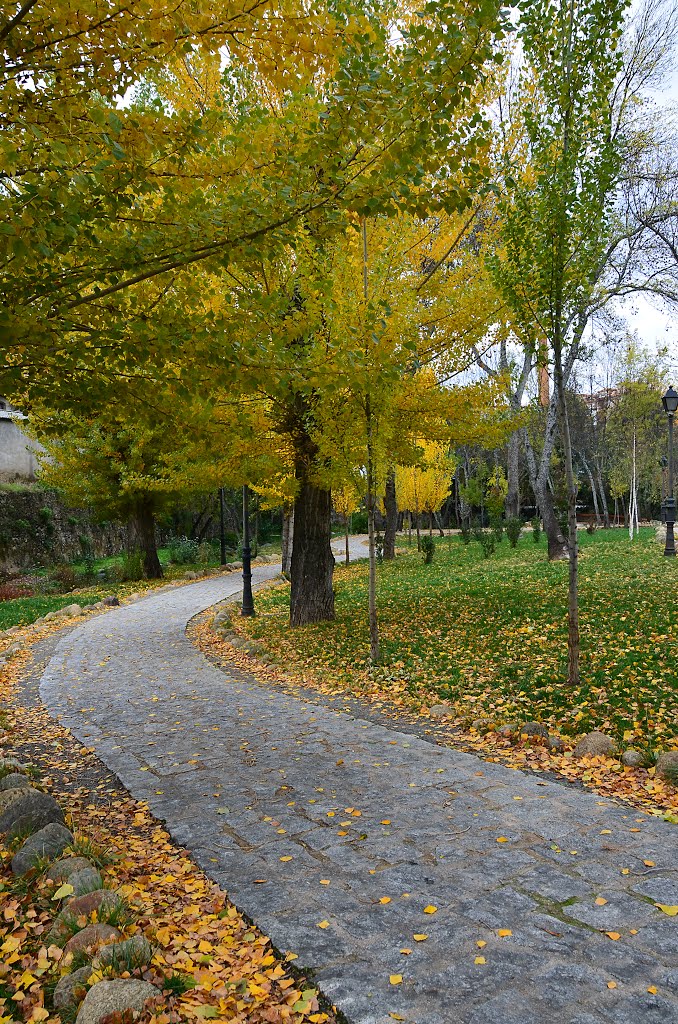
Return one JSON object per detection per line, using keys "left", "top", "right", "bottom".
{"left": 242, "top": 527, "right": 678, "bottom": 748}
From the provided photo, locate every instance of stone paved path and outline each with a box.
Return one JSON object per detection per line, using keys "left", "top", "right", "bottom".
{"left": 39, "top": 551, "right": 678, "bottom": 1024}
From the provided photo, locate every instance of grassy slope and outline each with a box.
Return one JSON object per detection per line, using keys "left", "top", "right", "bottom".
{"left": 243, "top": 528, "right": 677, "bottom": 748}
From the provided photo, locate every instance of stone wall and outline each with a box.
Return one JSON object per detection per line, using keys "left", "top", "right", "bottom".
{"left": 0, "top": 412, "right": 45, "bottom": 481}
{"left": 0, "top": 488, "right": 126, "bottom": 572}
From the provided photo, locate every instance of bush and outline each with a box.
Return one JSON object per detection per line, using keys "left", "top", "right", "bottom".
{"left": 197, "top": 541, "right": 214, "bottom": 564}
{"left": 531, "top": 516, "right": 541, "bottom": 543}
{"left": 460, "top": 521, "right": 471, "bottom": 544}
{"left": 167, "top": 536, "right": 199, "bottom": 564}
{"left": 477, "top": 530, "right": 495, "bottom": 558}
{"left": 586, "top": 522, "right": 596, "bottom": 535}
{"left": 489, "top": 514, "right": 504, "bottom": 542}
{"left": 0, "top": 582, "right": 34, "bottom": 601}
{"left": 420, "top": 535, "right": 435, "bottom": 564}
{"left": 49, "top": 564, "right": 78, "bottom": 591}
{"left": 351, "top": 510, "right": 368, "bottom": 533}
{"left": 506, "top": 517, "right": 523, "bottom": 548}
{"left": 112, "top": 551, "right": 145, "bottom": 582}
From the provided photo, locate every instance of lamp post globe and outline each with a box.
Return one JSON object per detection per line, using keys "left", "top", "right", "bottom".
{"left": 662, "top": 387, "right": 677, "bottom": 557}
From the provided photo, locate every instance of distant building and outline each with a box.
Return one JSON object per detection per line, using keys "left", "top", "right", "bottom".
{"left": 0, "top": 398, "right": 45, "bottom": 481}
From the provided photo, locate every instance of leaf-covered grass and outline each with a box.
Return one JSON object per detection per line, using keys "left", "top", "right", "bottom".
{"left": 243, "top": 528, "right": 678, "bottom": 748}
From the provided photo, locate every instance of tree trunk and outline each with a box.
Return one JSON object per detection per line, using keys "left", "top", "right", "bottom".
{"left": 281, "top": 509, "right": 294, "bottom": 576}
{"left": 132, "top": 500, "right": 162, "bottom": 579}
{"left": 345, "top": 516, "right": 350, "bottom": 565}
{"left": 383, "top": 468, "right": 397, "bottom": 560}
{"left": 506, "top": 429, "right": 521, "bottom": 519}
{"left": 595, "top": 461, "right": 610, "bottom": 527}
{"left": 429, "top": 511, "right": 433, "bottom": 536}
{"left": 581, "top": 455, "right": 600, "bottom": 525}
{"left": 434, "top": 511, "right": 445, "bottom": 537}
{"left": 415, "top": 512, "right": 421, "bottom": 551}
{"left": 290, "top": 477, "right": 334, "bottom": 626}
{"left": 538, "top": 482, "right": 569, "bottom": 560}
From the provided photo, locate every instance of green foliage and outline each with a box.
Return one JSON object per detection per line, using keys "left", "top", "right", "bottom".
{"left": 167, "top": 537, "right": 200, "bottom": 565}
{"left": 531, "top": 516, "right": 541, "bottom": 543}
{"left": 460, "top": 521, "right": 471, "bottom": 544}
{"left": 477, "top": 530, "right": 496, "bottom": 558}
{"left": 420, "top": 535, "right": 436, "bottom": 564}
{"left": 115, "top": 551, "right": 145, "bottom": 582}
{"left": 489, "top": 514, "right": 504, "bottom": 543}
{"left": 506, "top": 517, "right": 523, "bottom": 548}
{"left": 163, "top": 972, "right": 197, "bottom": 996}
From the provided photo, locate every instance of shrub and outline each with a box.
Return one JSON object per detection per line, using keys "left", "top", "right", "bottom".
{"left": 586, "top": 522, "right": 596, "bottom": 534}
{"left": 506, "top": 517, "right": 523, "bottom": 548}
{"left": 420, "top": 535, "right": 435, "bottom": 564}
{"left": 460, "top": 521, "right": 471, "bottom": 544}
{"left": 489, "top": 515, "right": 504, "bottom": 542}
{"left": 0, "top": 582, "right": 33, "bottom": 601}
{"left": 477, "top": 530, "right": 495, "bottom": 558}
{"left": 531, "top": 516, "right": 541, "bottom": 543}
{"left": 167, "top": 536, "right": 199, "bottom": 564}
{"left": 49, "top": 564, "right": 78, "bottom": 591}
{"left": 118, "top": 551, "right": 145, "bottom": 581}
{"left": 197, "top": 541, "right": 214, "bottom": 564}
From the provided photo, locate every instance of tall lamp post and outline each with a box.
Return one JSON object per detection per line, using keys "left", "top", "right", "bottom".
{"left": 662, "top": 386, "right": 678, "bottom": 557}
{"left": 241, "top": 484, "right": 256, "bottom": 616}
{"left": 219, "top": 487, "right": 227, "bottom": 566}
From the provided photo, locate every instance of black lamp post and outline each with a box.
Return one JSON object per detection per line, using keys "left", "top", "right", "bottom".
{"left": 219, "top": 487, "right": 227, "bottom": 566}
{"left": 241, "top": 484, "right": 256, "bottom": 615}
{"left": 662, "top": 386, "right": 678, "bottom": 557}
{"left": 660, "top": 456, "right": 668, "bottom": 523}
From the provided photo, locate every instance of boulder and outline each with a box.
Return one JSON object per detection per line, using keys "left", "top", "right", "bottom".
{"left": 102, "top": 596, "right": 120, "bottom": 607}
{"left": 471, "top": 718, "right": 493, "bottom": 732}
{"left": 183, "top": 571, "right": 199, "bottom": 580}
{"left": 50, "top": 891, "right": 123, "bottom": 945}
{"left": 656, "top": 750, "right": 678, "bottom": 780}
{"left": 0, "top": 773, "right": 31, "bottom": 792}
{"left": 68, "top": 866, "right": 104, "bottom": 896}
{"left": 63, "top": 604, "right": 83, "bottom": 617}
{"left": 11, "top": 822, "right": 73, "bottom": 875}
{"left": 0, "top": 787, "right": 65, "bottom": 839}
{"left": 97, "top": 935, "right": 153, "bottom": 972}
{"left": 429, "top": 704, "right": 451, "bottom": 719}
{"left": 46, "top": 856, "right": 95, "bottom": 884}
{"left": 518, "top": 721, "right": 549, "bottom": 738}
{"left": 53, "top": 966, "right": 93, "bottom": 1013}
{"left": 497, "top": 724, "right": 516, "bottom": 738}
{"left": 75, "top": 979, "right": 159, "bottom": 1024}
{"left": 548, "top": 734, "right": 565, "bottom": 752}
{"left": 573, "top": 731, "right": 615, "bottom": 758}
{"left": 622, "top": 748, "right": 645, "bottom": 767}
{"left": 0, "top": 757, "right": 28, "bottom": 775}
{"left": 63, "top": 923, "right": 122, "bottom": 956}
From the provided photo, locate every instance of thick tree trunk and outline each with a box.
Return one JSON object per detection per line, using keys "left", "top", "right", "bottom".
{"left": 506, "top": 430, "right": 521, "bottom": 519}
{"left": 383, "top": 469, "right": 397, "bottom": 560}
{"left": 281, "top": 509, "right": 294, "bottom": 576}
{"left": 290, "top": 478, "right": 334, "bottom": 626}
{"left": 132, "top": 500, "right": 162, "bottom": 579}
{"left": 538, "top": 483, "right": 569, "bottom": 560}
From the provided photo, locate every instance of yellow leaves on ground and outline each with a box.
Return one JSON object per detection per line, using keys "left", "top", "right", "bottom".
{"left": 474, "top": 956, "right": 486, "bottom": 965}
{"left": 423, "top": 905, "right": 437, "bottom": 914}
{"left": 656, "top": 904, "right": 678, "bottom": 916}
{"left": 497, "top": 929, "right": 512, "bottom": 938}
{"left": 379, "top": 897, "right": 392, "bottom": 904}
{"left": 605, "top": 932, "right": 621, "bottom": 940}
{"left": 389, "top": 975, "right": 403, "bottom": 985}
{"left": 317, "top": 920, "right": 330, "bottom": 929}
{"left": 595, "top": 897, "right": 608, "bottom": 906}
{"left": 413, "top": 934, "right": 428, "bottom": 941}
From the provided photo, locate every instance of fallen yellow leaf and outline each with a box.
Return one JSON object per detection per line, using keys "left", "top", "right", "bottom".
{"left": 607, "top": 981, "right": 617, "bottom": 989}
{"left": 319, "top": 880, "right": 330, "bottom": 886}
{"left": 476, "top": 940, "right": 487, "bottom": 948}
{"left": 379, "top": 897, "right": 392, "bottom": 905}
{"left": 647, "top": 985, "right": 658, "bottom": 994}
{"left": 389, "top": 974, "right": 403, "bottom": 985}
{"left": 655, "top": 904, "right": 678, "bottom": 916}
{"left": 400, "top": 948, "right": 412, "bottom": 955}
{"left": 595, "top": 897, "right": 607, "bottom": 906}
{"left": 605, "top": 932, "right": 621, "bottom": 940}
{"left": 317, "top": 921, "right": 330, "bottom": 930}
{"left": 280, "top": 856, "right": 293, "bottom": 863}
{"left": 474, "top": 956, "right": 486, "bottom": 965}
{"left": 644, "top": 861, "right": 656, "bottom": 867}
{"left": 496, "top": 836, "right": 508, "bottom": 843}
{"left": 423, "top": 905, "right": 437, "bottom": 914}
{"left": 413, "top": 934, "right": 428, "bottom": 942}
{"left": 497, "top": 929, "right": 512, "bottom": 938}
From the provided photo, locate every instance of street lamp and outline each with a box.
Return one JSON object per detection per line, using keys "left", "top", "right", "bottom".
{"left": 661, "top": 386, "right": 678, "bottom": 557}
{"left": 241, "top": 484, "right": 256, "bottom": 615}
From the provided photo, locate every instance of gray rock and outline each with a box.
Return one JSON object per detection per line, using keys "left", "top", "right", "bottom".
{"left": 62, "top": 604, "right": 83, "bottom": 617}
{"left": 0, "top": 773, "right": 31, "bottom": 792}
{"left": 102, "top": 596, "right": 120, "bottom": 607}
{"left": 656, "top": 750, "right": 678, "bottom": 779}
{"left": 75, "top": 979, "right": 159, "bottom": 1024}
{"left": 518, "top": 721, "right": 549, "bottom": 738}
{"left": 3, "top": 642, "right": 22, "bottom": 657}
{"left": 548, "top": 734, "right": 565, "bottom": 751}
{"left": 231, "top": 560, "right": 243, "bottom": 570}
{"left": 50, "top": 890, "right": 123, "bottom": 945}
{"left": 53, "top": 966, "right": 93, "bottom": 1013}
{"left": 573, "top": 730, "right": 615, "bottom": 758}
{"left": 64, "top": 923, "right": 121, "bottom": 956}
{"left": 0, "top": 787, "right": 65, "bottom": 839}
{"left": 471, "top": 718, "right": 493, "bottom": 732}
{"left": 497, "top": 724, "right": 516, "bottom": 737}
{"left": 46, "top": 856, "right": 95, "bottom": 883}
{"left": 622, "top": 748, "right": 645, "bottom": 767}
{"left": 68, "top": 866, "right": 104, "bottom": 896}
{"left": 0, "top": 757, "right": 28, "bottom": 775}
{"left": 11, "top": 822, "right": 73, "bottom": 875}
{"left": 429, "top": 704, "right": 452, "bottom": 719}
{"left": 183, "top": 571, "right": 199, "bottom": 580}
{"left": 97, "top": 935, "right": 153, "bottom": 971}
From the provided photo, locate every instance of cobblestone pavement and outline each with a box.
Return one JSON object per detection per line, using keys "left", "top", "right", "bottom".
{"left": 39, "top": 551, "right": 678, "bottom": 1024}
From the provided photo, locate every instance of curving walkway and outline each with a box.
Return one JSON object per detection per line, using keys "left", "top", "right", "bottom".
{"left": 39, "top": 549, "right": 677, "bottom": 1024}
